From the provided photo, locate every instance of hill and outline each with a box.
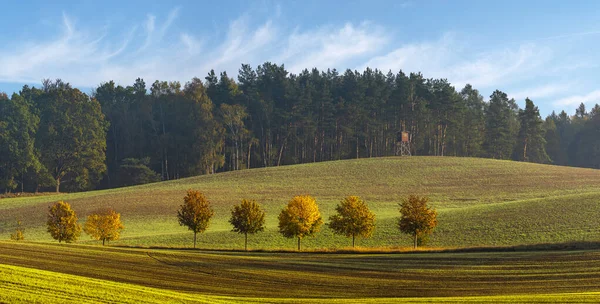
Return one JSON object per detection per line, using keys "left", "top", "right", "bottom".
{"left": 1, "top": 156, "right": 600, "bottom": 249}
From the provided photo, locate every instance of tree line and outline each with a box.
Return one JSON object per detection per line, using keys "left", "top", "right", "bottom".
{"left": 1, "top": 63, "right": 600, "bottom": 193}
{"left": 23, "top": 191, "right": 436, "bottom": 251}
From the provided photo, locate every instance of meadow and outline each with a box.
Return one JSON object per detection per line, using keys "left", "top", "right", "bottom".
{"left": 2, "top": 156, "right": 600, "bottom": 302}
{"left": 1, "top": 156, "right": 600, "bottom": 249}
{"left": 2, "top": 241, "right": 600, "bottom": 303}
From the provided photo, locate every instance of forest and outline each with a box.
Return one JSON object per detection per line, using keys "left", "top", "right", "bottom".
{"left": 1, "top": 62, "right": 599, "bottom": 193}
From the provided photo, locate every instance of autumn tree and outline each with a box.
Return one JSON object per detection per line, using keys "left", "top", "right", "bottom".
{"left": 10, "top": 219, "right": 24, "bottom": 241}
{"left": 329, "top": 196, "right": 375, "bottom": 247}
{"left": 47, "top": 201, "right": 81, "bottom": 243}
{"left": 398, "top": 195, "right": 437, "bottom": 249}
{"left": 84, "top": 208, "right": 125, "bottom": 245}
{"left": 278, "top": 195, "right": 323, "bottom": 250}
{"left": 229, "top": 199, "right": 266, "bottom": 250}
{"left": 177, "top": 190, "right": 214, "bottom": 248}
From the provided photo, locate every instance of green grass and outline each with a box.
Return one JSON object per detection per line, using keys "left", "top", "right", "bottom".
{"left": 3, "top": 265, "right": 600, "bottom": 304}
{"left": 3, "top": 157, "right": 600, "bottom": 302}
{"left": 1, "top": 156, "right": 600, "bottom": 249}
{"left": 2, "top": 242, "right": 600, "bottom": 302}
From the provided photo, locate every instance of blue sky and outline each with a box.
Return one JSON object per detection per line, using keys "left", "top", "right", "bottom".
{"left": 2, "top": 0, "right": 600, "bottom": 115}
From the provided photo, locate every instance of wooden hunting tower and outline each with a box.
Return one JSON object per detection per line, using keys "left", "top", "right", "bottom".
{"left": 396, "top": 131, "right": 411, "bottom": 156}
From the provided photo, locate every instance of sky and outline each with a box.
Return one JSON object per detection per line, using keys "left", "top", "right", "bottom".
{"left": 1, "top": 0, "right": 600, "bottom": 115}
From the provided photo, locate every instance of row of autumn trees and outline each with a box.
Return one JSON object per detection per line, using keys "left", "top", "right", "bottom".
{"left": 45, "top": 201, "right": 124, "bottom": 245}
{"left": 3, "top": 63, "right": 600, "bottom": 193}
{"left": 36, "top": 191, "right": 437, "bottom": 250}
{"left": 178, "top": 190, "right": 437, "bottom": 250}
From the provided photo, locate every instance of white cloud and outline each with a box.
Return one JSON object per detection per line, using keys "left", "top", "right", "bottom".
{"left": 554, "top": 90, "right": 600, "bottom": 106}
{"left": 509, "top": 83, "right": 572, "bottom": 101}
{"left": 277, "top": 22, "right": 389, "bottom": 73}
{"left": 0, "top": 9, "right": 393, "bottom": 88}
{"left": 0, "top": 5, "right": 592, "bottom": 109}
{"left": 361, "top": 34, "right": 554, "bottom": 90}
{"left": 207, "top": 18, "right": 276, "bottom": 70}
{"left": 180, "top": 33, "right": 201, "bottom": 55}
{"left": 398, "top": 1, "right": 414, "bottom": 8}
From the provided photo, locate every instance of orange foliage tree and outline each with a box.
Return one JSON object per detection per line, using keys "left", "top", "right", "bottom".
{"left": 177, "top": 190, "right": 214, "bottom": 248}
{"left": 398, "top": 195, "right": 438, "bottom": 249}
{"left": 84, "top": 209, "right": 125, "bottom": 246}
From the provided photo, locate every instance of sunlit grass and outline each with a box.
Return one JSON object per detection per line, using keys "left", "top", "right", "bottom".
{"left": 2, "top": 242, "right": 600, "bottom": 302}
{"left": 1, "top": 156, "right": 600, "bottom": 249}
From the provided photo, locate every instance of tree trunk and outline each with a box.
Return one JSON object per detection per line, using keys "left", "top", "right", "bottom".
{"left": 297, "top": 237, "right": 301, "bottom": 251}
{"left": 245, "top": 232, "right": 248, "bottom": 251}
{"left": 414, "top": 233, "right": 418, "bottom": 249}
{"left": 55, "top": 177, "right": 60, "bottom": 193}
{"left": 352, "top": 234, "right": 355, "bottom": 248}
{"left": 523, "top": 137, "right": 528, "bottom": 161}
{"left": 248, "top": 142, "right": 252, "bottom": 169}
{"left": 194, "top": 232, "right": 197, "bottom": 249}
{"left": 277, "top": 137, "right": 287, "bottom": 167}
{"left": 102, "top": 238, "right": 105, "bottom": 246}
{"left": 356, "top": 135, "right": 359, "bottom": 159}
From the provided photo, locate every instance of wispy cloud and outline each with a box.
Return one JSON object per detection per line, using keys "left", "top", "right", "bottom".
{"left": 361, "top": 34, "right": 553, "bottom": 90}
{"left": 554, "top": 90, "right": 600, "bottom": 106}
{"left": 398, "top": 1, "right": 414, "bottom": 8}
{"left": 277, "top": 22, "right": 388, "bottom": 73}
{"left": 509, "top": 83, "right": 572, "bottom": 101}
{"left": 0, "top": 9, "right": 393, "bottom": 87}
{"left": 0, "top": 4, "right": 594, "bottom": 113}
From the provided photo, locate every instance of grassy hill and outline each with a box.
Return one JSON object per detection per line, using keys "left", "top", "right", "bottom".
{"left": 1, "top": 156, "right": 600, "bottom": 249}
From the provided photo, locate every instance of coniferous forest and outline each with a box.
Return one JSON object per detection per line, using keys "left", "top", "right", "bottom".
{"left": 1, "top": 63, "right": 599, "bottom": 193}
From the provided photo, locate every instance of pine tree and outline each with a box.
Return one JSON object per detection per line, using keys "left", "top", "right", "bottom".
{"left": 483, "top": 90, "right": 517, "bottom": 159}
{"left": 515, "top": 98, "right": 549, "bottom": 163}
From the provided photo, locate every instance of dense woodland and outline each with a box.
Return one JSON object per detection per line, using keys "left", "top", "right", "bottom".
{"left": 1, "top": 63, "right": 599, "bottom": 193}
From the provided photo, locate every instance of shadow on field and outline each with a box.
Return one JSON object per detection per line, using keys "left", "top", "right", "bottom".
{"left": 113, "top": 240, "right": 600, "bottom": 254}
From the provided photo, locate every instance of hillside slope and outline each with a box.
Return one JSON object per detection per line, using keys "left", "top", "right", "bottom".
{"left": 1, "top": 157, "right": 599, "bottom": 248}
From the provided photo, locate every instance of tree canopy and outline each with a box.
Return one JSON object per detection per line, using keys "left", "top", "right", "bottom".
{"left": 278, "top": 195, "right": 323, "bottom": 250}
{"left": 3, "top": 63, "right": 600, "bottom": 194}
{"left": 328, "top": 196, "right": 376, "bottom": 247}
{"left": 47, "top": 201, "right": 81, "bottom": 243}
{"left": 398, "top": 195, "right": 438, "bottom": 249}
{"left": 229, "top": 199, "right": 266, "bottom": 250}
{"left": 83, "top": 208, "right": 125, "bottom": 246}
{"left": 177, "top": 190, "right": 215, "bottom": 248}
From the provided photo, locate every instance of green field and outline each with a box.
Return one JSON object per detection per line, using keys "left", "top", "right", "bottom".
{"left": 2, "top": 156, "right": 600, "bottom": 302}
{"left": 1, "top": 156, "right": 600, "bottom": 249}
{"left": 2, "top": 242, "right": 600, "bottom": 303}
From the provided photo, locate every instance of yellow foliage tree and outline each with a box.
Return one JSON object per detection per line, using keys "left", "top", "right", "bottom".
{"left": 84, "top": 209, "right": 125, "bottom": 246}
{"left": 398, "top": 195, "right": 438, "bottom": 249}
{"left": 10, "top": 219, "right": 24, "bottom": 241}
{"left": 329, "top": 196, "right": 375, "bottom": 247}
{"left": 47, "top": 201, "right": 81, "bottom": 243}
{"left": 278, "top": 195, "right": 323, "bottom": 251}
{"left": 177, "top": 190, "right": 214, "bottom": 248}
